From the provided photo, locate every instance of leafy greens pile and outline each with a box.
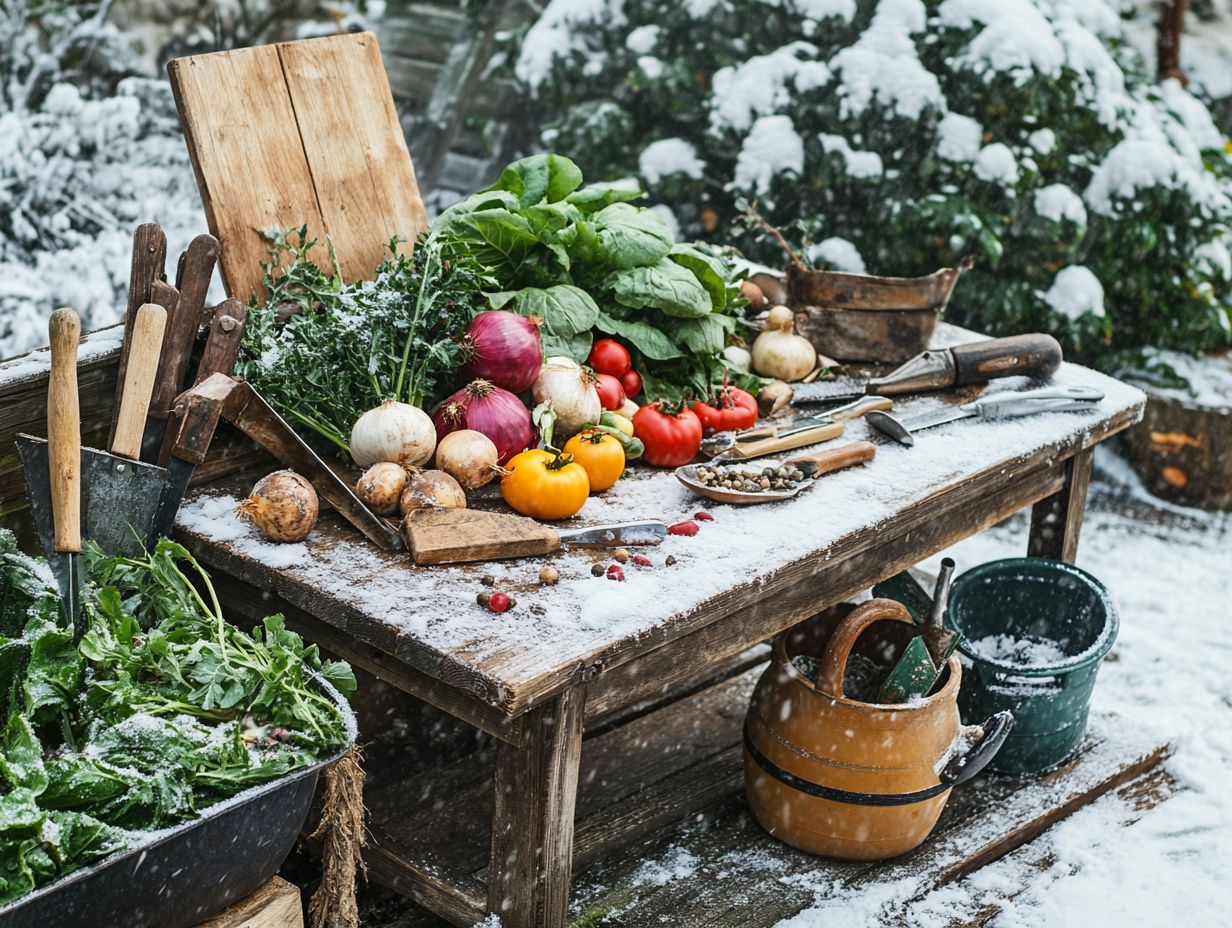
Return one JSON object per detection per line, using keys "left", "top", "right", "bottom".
{"left": 434, "top": 153, "right": 754, "bottom": 400}
{"left": 237, "top": 229, "right": 495, "bottom": 454}
{"left": 0, "top": 530, "right": 355, "bottom": 906}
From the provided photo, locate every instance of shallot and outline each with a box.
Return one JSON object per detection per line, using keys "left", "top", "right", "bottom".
{"left": 531, "top": 357, "right": 601, "bottom": 440}
{"left": 350, "top": 400, "right": 436, "bottom": 468}
{"left": 399, "top": 470, "right": 467, "bottom": 514}
{"left": 237, "top": 470, "right": 318, "bottom": 543}
{"left": 435, "top": 429, "right": 502, "bottom": 489}
{"left": 460, "top": 311, "right": 544, "bottom": 392}
{"left": 432, "top": 380, "right": 532, "bottom": 465}
{"left": 751, "top": 306, "right": 817, "bottom": 382}
{"left": 355, "top": 462, "right": 407, "bottom": 516}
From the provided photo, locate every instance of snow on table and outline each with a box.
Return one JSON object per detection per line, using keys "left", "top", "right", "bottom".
{"left": 174, "top": 337, "right": 1143, "bottom": 714}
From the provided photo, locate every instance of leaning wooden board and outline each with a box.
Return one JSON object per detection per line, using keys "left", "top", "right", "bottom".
{"left": 168, "top": 32, "right": 429, "bottom": 302}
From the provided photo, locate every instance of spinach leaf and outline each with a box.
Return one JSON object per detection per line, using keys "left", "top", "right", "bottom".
{"left": 593, "top": 203, "right": 673, "bottom": 270}
{"left": 594, "top": 312, "right": 684, "bottom": 361}
{"left": 605, "top": 261, "right": 714, "bottom": 318}
{"left": 493, "top": 152, "right": 584, "bottom": 206}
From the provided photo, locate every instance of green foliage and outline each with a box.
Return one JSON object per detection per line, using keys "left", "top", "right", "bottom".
{"left": 0, "top": 530, "right": 354, "bottom": 905}
{"left": 516, "top": 0, "right": 1232, "bottom": 370}
{"left": 434, "top": 153, "right": 756, "bottom": 400}
{"left": 237, "top": 228, "right": 495, "bottom": 453}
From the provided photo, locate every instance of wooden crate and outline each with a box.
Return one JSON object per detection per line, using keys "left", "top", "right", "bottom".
{"left": 197, "top": 877, "right": 302, "bottom": 928}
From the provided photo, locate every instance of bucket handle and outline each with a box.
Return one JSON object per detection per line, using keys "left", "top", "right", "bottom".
{"left": 815, "top": 598, "right": 916, "bottom": 699}
{"left": 743, "top": 711, "right": 1014, "bottom": 807}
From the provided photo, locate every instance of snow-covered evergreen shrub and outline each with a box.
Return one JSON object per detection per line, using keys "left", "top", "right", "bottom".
{"left": 0, "top": 1, "right": 202, "bottom": 358}
{"left": 515, "top": 0, "right": 1232, "bottom": 369}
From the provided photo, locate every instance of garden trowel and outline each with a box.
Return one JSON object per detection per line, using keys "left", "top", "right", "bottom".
{"left": 19, "top": 303, "right": 170, "bottom": 565}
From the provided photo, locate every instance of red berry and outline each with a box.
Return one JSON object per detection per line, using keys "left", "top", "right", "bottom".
{"left": 668, "top": 520, "right": 700, "bottom": 536}
{"left": 631, "top": 555, "right": 652, "bottom": 567}
{"left": 488, "top": 591, "right": 512, "bottom": 612}
{"left": 606, "top": 565, "right": 625, "bottom": 581}
{"left": 693, "top": 511, "right": 714, "bottom": 521}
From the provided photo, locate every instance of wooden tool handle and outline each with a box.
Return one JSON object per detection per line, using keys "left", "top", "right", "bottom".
{"left": 47, "top": 308, "right": 81, "bottom": 554}
{"left": 111, "top": 303, "right": 167, "bottom": 459}
{"left": 150, "top": 234, "right": 218, "bottom": 417}
{"left": 786, "top": 440, "right": 875, "bottom": 476}
{"left": 109, "top": 223, "right": 166, "bottom": 449}
{"left": 828, "top": 395, "right": 893, "bottom": 421}
{"left": 816, "top": 599, "right": 915, "bottom": 699}
{"left": 195, "top": 299, "right": 248, "bottom": 384}
{"left": 722, "top": 421, "right": 844, "bottom": 460}
{"left": 951, "top": 334, "right": 1062, "bottom": 386}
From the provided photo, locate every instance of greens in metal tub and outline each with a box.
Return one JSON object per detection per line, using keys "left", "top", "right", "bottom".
{"left": 0, "top": 530, "right": 355, "bottom": 907}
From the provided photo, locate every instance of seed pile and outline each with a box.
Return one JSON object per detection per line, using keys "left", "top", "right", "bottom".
{"left": 692, "top": 463, "right": 807, "bottom": 493}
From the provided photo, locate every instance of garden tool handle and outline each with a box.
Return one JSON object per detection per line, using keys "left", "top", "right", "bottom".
{"left": 48, "top": 308, "right": 82, "bottom": 555}
{"left": 111, "top": 303, "right": 168, "bottom": 460}
{"left": 827, "top": 395, "right": 893, "bottom": 421}
{"left": 938, "top": 712, "right": 1015, "bottom": 789}
{"left": 816, "top": 598, "right": 916, "bottom": 699}
{"left": 968, "top": 384, "right": 1104, "bottom": 418}
{"left": 951, "top": 334, "right": 1063, "bottom": 387}
{"left": 784, "top": 440, "right": 876, "bottom": 476}
{"left": 719, "top": 421, "right": 844, "bottom": 460}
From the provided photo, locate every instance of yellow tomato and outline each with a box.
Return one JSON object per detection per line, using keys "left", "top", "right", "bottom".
{"left": 564, "top": 429, "right": 625, "bottom": 492}
{"left": 605, "top": 413, "right": 635, "bottom": 438}
{"left": 501, "top": 449, "right": 590, "bottom": 520}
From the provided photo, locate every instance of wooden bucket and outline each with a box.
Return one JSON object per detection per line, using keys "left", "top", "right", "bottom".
{"left": 743, "top": 600, "right": 1012, "bottom": 860}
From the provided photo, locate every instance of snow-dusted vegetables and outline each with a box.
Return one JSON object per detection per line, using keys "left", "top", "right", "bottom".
{"left": 355, "top": 462, "right": 408, "bottom": 516}
{"left": 237, "top": 470, "right": 319, "bottom": 543}
{"left": 350, "top": 400, "right": 437, "bottom": 468}
{"left": 752, "top": 305, "right": 816, "bottom": 382}
{"left": 459, "top": 310, "right": 544, "bottom": 393}
{"left": 563, "top": 429, "right": 626, "bottom": 492}
{"left": 500, "top": 449, "right": 590, "bottom": 520}
{"left": 399, "top": 470, "right": 467, "bottom": 514}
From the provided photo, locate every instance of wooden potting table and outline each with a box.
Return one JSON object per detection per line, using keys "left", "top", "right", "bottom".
{"left": 168, "top": 331, "right": 1147, "bottom": 928}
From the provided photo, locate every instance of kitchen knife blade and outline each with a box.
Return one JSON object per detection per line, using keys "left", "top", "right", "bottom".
{"left": 867, "top": 384, "right": 1105, "bottom": 446}
{"left": 556, "top": 520, "right": 667, "bottom": 546}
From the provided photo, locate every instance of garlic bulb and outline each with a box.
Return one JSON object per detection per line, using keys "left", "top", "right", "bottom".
{"left": 350, "top": 400, "right": 437, "bottom": 468}
{"left": 751, "top": 306, "right": 817, "bottom": 382}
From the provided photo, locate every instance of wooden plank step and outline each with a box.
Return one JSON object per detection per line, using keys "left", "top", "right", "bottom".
{"left": 567, "top": 712, "right": 1171, "bottom": 927}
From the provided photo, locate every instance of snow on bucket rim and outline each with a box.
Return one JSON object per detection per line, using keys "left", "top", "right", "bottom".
{"left": 950, "top": 557, "right": 1119, "bottom": 678}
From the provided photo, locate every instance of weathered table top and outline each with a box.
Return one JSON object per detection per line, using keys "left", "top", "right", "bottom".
{"left": 174, "top": 327, "right": 1145, "bottom": 718}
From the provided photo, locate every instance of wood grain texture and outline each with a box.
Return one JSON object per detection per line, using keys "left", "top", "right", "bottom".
{"left": 487, "top": 687, "right": 585, "bottom": 928}
{"left": 109, "top": 223, "right": 166, "bottom": 449}
{"left": 1028, "top": 447, "right": 1094, "bottom": 562}
{"left": 277, "top": 33, "right": 428, "bottom": 270}
{"left": 47, "top": 309, "right": 81, "bottom": 553}
{"left": 149, "top": 235, "right": 217, "bottom": 421}
{"left": 168, "top": 32, "right": 427, "bottom": 303}
{"left": 195, "top": 877, "right": 302, "bottom": 928}
{"left": 405, "top": 508, "right": 560, "bottom": 564}
{"left": 951, "top": 333, "right": 1063, "bottom": 385}
{"left": 110, "top": 303, "right": 166, "bottom": 459}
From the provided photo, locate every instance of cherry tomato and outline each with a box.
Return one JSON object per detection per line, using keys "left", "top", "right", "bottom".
{"left": 501, "top": 449, "right": 589, "bottom": 520}
{"left": 619, "top": 368, "right": 643, "bottom": 400}
{"left": 691, "top": 375, "right": 758, "bottom": 434}
{"left": 594, "top": 373, "right": 626, "bottom": 411}
{"left": 632, "top": 400, "right": 703, "bottom": 468}
{"left": 588, "top": 338, "right": 632, "bottom": 377}
{"left": 564, "top": 428, "right": 625, "bottom": 492}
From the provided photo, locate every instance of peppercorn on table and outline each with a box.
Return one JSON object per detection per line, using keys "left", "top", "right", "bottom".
{"left": 156, "top": 326, "right": 1150, "bottom": 928}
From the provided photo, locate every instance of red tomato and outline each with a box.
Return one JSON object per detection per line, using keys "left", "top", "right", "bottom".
{"left": 619, "top": 368, "right": 643, "bottom": 400}
{"left": 632, "top": 400, "right": 703, "bottom": 468}
{"left": 588, "top": 338, "right": 632, "bottom": 377}
{"left": 691, "top": 380, "right": 758, "bottom": 434}
{"left": 594, "top": 373, "right": 626, "bottom": 410}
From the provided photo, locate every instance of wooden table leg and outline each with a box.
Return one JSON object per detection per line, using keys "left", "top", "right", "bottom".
{"left": 488, "top": 686, "right": 586, "bottom": 928}
{"left": 1027, "top": 448, "right": 1094, "bottom": 562}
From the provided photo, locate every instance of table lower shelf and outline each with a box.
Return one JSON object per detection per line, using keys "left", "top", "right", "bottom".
{"left": 361, "top": 660, "right": 1173, "bottom": 928}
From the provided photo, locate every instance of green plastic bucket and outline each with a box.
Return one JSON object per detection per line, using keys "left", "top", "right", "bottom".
{"left": 948, "top": 558, "right": 1118, "bottom": 777}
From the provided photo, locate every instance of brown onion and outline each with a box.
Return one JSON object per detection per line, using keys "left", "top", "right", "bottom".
{"left": 236, "top": 470, "right": 318, "bottom": 543}
{"left": 355, "top": 462, "right": 407, "bottom": 516}
{"left": 434, "top": 429, "right": 502, "bottom": 489}
{"left": 399, "top": 470, "right": 467, "bottom": 515}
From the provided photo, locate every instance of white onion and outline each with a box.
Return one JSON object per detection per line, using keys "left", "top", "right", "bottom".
{"left": 350, "top": 400, "right": 436, "bottom": 468}
{"left": 531, "top": 357, "right": 602, "bottom": 440}
{"left": 722, "top": 345, "right": 753, "bottom": 371}
{"left": 751, "top": 306, "right": 817, "bottom": 382}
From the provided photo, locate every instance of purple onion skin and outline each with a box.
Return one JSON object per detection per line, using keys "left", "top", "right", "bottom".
{"left": 460, "top": 311, "right": 544, "bottom": 394}
{"left": 432, "top": 380, "right": 532, "bottom": 465}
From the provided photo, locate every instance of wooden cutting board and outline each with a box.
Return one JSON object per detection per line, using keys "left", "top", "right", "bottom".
{"left": 168, "top": 32, "right": 429, "bottom": 303}
{"left": 404, "top": 508, "right": 562, "bottom": 565}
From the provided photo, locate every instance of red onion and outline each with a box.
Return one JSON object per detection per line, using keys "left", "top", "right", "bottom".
{"left": 432, "top": 380, "right": 532, "bottom": 465}
{"left": 460, "top": 311, "right": 544, "bottom": 393}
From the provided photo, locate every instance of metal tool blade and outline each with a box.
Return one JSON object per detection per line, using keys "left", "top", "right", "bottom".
{"left": 865, "top": 410, "right": 916, "bottom": 446}
{"left": 15, "top": 434, "right": 87, "bottom": 638}
{"left": 556, "top": 521, "right": 667, "bottom": 546}
{"left": 149, "top": 457, "right": 195, "bottom": 544}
